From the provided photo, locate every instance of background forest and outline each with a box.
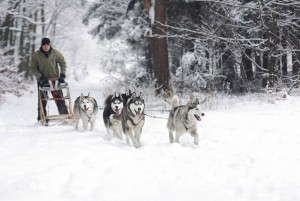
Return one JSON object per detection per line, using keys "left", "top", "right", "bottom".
{"left": 1, "top": 0, "right": 300, "bottom": 100}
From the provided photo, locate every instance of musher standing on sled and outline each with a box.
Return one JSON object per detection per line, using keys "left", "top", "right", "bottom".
{"left": 30, "top": 37, "right": 69, "bottom": 121}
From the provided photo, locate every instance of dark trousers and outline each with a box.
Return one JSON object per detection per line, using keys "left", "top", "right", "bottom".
{"left": 37, "top": 82, "right": 69, "bottom": 121}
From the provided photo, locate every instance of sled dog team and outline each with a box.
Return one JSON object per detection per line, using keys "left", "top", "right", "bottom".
{"left": 73, "top": 90, "right": 205, "bottom": 148}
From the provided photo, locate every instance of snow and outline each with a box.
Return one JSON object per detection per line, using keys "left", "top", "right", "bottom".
{"left": 1, "top": 80, "right": 300, "bottom": 201}
{"left": 1, "top": 3, "right": 300, "bottom": 201}
{"left": 149, "top": 0, "right": 155, "bottom": 25}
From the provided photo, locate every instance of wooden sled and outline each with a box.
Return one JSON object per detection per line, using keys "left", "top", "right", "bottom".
{"left": 38, "top": 79, "right": 74, "bottom": 126}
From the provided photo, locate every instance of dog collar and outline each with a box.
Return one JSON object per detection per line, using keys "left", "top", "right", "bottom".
{"left": 81, "top": 108, "right": 95, "bottom": 121}
{"left": 184, "top": 119, "right": 195, "bottom": 130}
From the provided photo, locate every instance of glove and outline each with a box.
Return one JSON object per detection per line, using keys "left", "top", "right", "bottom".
{"left": 38, "top": 76, "right": 48, "bottom": 87}
{"left": 58, "top": 74, "right": 66, "bottom": 83}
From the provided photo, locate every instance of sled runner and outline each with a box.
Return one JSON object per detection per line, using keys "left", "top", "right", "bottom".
{"left": 38, "top": 78, "right": 74, "bottom": 126}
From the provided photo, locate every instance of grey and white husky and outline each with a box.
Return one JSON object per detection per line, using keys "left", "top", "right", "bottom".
{"left": 73, "top": 93, "right": 98, "bottom": 131}
{"left": 121, "top": 92, "right": 145, "bottom": 148}
{"left": 103, "top": 92, "right": 124, "bottom": 139}
{"left": 167, "top": 95, "right": 205, "bottom": 145}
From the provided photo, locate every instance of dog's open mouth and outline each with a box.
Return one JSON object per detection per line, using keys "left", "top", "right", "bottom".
{"left": 194, "top": 114, "right": 201, "bottom": 121}
{"left": 84, "top": 107, "right": 89, "bottom": 112}
{"left": 115, "top": 108, "right": 121, "bottom": 116}
{"left": 135, "top": 110, "right": 143, "bottom": 118}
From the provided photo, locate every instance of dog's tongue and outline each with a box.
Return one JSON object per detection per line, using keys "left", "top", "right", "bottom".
{"left": 115, "top": 109, "right": 120, "bottom": 115}
{"left": 195, "top": 114, "right": 201, "bottom": 121}
{"left": 136, "top": 111, "right": 142, "bottom": 117}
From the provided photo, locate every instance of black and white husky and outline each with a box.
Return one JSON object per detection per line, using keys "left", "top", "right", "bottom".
{"left": 73, "top": 93, "right": 98, "bottom": 131}
{"left": 167, "top": 95, "right": 205, "bottom": 145}
{"left": 103, "top": 92, "right": 124, "bottom": 139}
{"left": 121, "top": 92, "right": 145, "bottom": 148}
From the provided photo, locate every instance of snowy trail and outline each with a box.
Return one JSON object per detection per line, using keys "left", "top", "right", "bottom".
{"left": 1, "top": 83, "right": 300, "bottom": 201}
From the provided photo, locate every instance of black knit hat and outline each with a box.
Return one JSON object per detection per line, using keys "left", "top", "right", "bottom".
{"left": 41, "top": 37, "right": 51, "bottom": 46}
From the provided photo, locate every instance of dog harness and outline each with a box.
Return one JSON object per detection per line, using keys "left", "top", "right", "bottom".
{"left": 81, "top": 108, "right": 96, "bottom": 122}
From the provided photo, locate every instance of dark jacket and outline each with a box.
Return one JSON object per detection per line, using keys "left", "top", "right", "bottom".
{"left": 30, "top": 47, "right": 67, "bottom": 80}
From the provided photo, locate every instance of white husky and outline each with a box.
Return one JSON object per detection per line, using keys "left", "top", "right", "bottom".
{"left": 167, "top": 95, "right": 205, "bottom": 145}
{"left": 73, "top": 93, "right": 98, "bottom": 131}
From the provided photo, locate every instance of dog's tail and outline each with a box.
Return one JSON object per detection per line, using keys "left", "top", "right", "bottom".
{"left": 171, "top": 95, "right": 180, "bottom": 108}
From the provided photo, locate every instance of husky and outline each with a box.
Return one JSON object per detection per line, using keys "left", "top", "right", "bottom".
{"left": 73, "top": 93, "right": 98, "bottom": 131}
{"left": 103, "top": 92, "right": 124, "bottom": 139}
{"left": 167, "top": 95, "right": 205, "bottom": 145}
{"left": 121, "top": 92, "right": 145, "bottom": 148}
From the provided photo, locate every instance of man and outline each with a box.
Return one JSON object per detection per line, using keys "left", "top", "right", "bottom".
{"left": 30, "top": 37, "right": 69, "bottom": 121}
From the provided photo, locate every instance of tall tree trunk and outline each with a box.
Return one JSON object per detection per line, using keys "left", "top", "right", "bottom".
{"left": 282, "top": 53, "right": 287, "bottom": 76}
{"left": 41, "top": 3, "right": 45, "bottom": 34}
{"left": 254, "top": 52, "right": 261, "bottom": 78}
{"left": 145, "top": 0, "right": 172, "bottom": 96}
{"left": 1, "top": 15, "right": 11, "bottom": 48}
{"left": 259, "top": 0, "right": 279, "bottom": 88}
{"left": 242, "top": 48, "right": 253, "bottom": 80}
{"left": 292, "top": 53, "right": 300, "bottom": 75}
{"left": 262, "top": 51, "right": 269, "bottom": 87}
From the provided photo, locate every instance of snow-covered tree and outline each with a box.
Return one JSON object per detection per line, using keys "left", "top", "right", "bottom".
{"left": 0, "top": 0, "right": 83, "bottom": 98}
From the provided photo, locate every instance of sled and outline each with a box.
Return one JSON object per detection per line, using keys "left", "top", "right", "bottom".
{"left": 38, "top": 78, "right": 74, "bottom": 126}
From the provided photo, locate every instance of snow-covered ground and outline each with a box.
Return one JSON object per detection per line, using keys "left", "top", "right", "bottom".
{"left": 1, "top": 3, "right": 300, "bottom": 200}
{"left": 1, "top": 80, "right": 300, "bottom": 201}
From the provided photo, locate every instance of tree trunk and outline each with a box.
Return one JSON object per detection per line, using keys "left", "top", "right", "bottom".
{"left": 147, "top": 0, "right": 172, "bottom": 96}
{"left": 292, "top": 53, "right": 300, "bottom": 75}
{"left": 41, "top": 3, "right": 45, "bottom": 34}
{"left": 282, "top": 53, "right": 287, "bottom": 76}
{"left": 242, "top": 48, "right": 253, "bottom": 80}
{"left": 254, "top": 52, "right": 261, "bottom": 78}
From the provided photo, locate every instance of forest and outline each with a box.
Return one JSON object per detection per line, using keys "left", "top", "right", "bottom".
{"left": 1, "top": 0, "right": 300, "bottom": 99}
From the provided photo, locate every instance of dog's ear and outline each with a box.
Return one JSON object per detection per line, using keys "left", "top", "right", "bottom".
{"left": 80, "top": 93, "right": 84, "bottom": 100}
{"left": 199, "top": 97, "right": 207, "bottom": 105}
{"left": 188, "top": 98, "right": 193, "bottom": 106}
{"left": 137, "top": 91, "right": 143, "bottom": 98}
{"left": 194, "top": 98, "right": 200, "bottom": 105}
{"left": 189, "top": 94, "right": 194, "bottom": 103}
{"left": 118, "top": 92, "right": 124, "bottom": 101}
{"left": 126, "top": 89, "right": 131, "bottom": 96}
{"left": 132, "top": 92, "right": 136, "bottom": 98}
{"left": 88, "top": 92, "right": 91, "bottom": 98}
